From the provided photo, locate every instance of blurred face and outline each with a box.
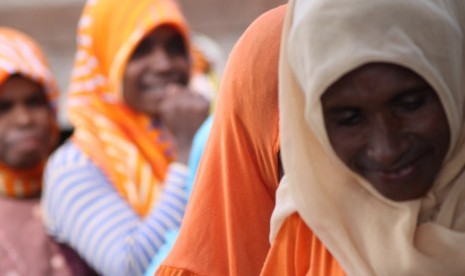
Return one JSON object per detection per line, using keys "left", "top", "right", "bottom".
{"left": 0, "top": 75, "right": 55, "bottom": 169}
{"left": 123, "top": 25, "right": 190, "bottom": 119}
{"left": 321, "top": 63, "right": 450, "bottom": 201}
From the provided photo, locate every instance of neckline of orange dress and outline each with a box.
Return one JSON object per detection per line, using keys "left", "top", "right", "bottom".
{"left": 261, "top": 213, "right": 346, "bottom": 276}
{"left": 0, "top": 163, "right": 44, "bottom": 198}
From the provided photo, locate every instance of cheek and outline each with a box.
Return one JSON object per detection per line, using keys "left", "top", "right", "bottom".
{"left": 125, "top": 57, "right": 145, "bottom": 79}
{"left": 427, "top": 114, "right": 450, "bottom": 157}
{"left": 0, "top": 115, "right": 14, "bottom": 138}
{"left": 122, "top": 78, "right": 139, "bottom": 108}
{"left": 326, "top": 127, "right": 366, "bottom": 168}
{"left": 409, "top": 106, "right": 450, "bottom": 156}
{"left": 124, "top": 64, "right": 141, "bottom": 83}
{"left": 0, "top": 121, "right": 9, "bottom": 149}
{"left": 35, "top": 111, "right": 57, "bottom": 153}
{"left": 173, "top": 58, "right": 190, "bottom": 82}
{"left": 33, "top": 109, "right": 55, "bottom": 134}
{"left": 123, "top": 62, "right": 143, "bottom": 94}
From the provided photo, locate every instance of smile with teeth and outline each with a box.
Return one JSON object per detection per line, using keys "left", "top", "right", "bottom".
{"left": 11, "top": 135, "right": 43, "bottom": 152}
{"left": 141, "top": 84, "right": 166, "bottom": 93}
{"left": 378, "top": 164, "right": 414, "bottom": 180}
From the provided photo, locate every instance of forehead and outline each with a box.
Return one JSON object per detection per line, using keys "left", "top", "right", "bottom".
{"left": 0, "top": 75, "right": 45, "bottom": 100}
{"left": 321, "top": 63, "right": 431, "bottom": 105}
{"left": 143, "top": 24, "right": 185, "bottom": 44}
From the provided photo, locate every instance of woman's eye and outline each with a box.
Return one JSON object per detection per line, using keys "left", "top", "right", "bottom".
{"left": 26, "top": 95, "right": 48, "bottom": 108}
{"left": 0, "top": 101, "right": 12, "bottom": 114}
{"left": 393, "top": 87, "right": 432, "bottom": 113}
{"left": 399, "top": 97, "right": 425, "bottom": 111}
{"left": 166, "top": 36, "right": 186, "bottom": 56}
{"left": 131, "top": 40, "right": 153, "bottom": 59}
{"left": 334, "top": 110, "right": 363, "bottom": 127}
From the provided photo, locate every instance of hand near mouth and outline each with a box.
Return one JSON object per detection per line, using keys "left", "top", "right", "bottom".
{"left": 158, "top": 84, "right": 210, "bottom": 164}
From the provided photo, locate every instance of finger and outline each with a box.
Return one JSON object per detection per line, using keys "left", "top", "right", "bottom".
{"left": 166, "top": 83, "right": 189, "bottom": 96}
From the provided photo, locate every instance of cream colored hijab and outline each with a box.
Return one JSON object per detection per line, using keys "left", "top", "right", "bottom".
{"left": 275, "top": 0, "right": 465, "bottom": 275}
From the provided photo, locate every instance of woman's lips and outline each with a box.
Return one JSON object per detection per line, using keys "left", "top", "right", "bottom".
{"left": 140, "top": 84, "right": 165, "bottom": 93}
{"left": 370, "top": 152, "right": 427, "bottom": 183}
{"left": 378, "top": 164, "right": 414, "bottom": 181}
{"left": 12, "top": 136, "right": 43, "bottom": 152}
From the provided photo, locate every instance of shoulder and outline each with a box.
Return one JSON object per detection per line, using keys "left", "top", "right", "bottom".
{"left": 43, "top": 140, "right": 103, "bottom": 190}
{"left": 47, "top": 140, "right": 91, "bottom": 169}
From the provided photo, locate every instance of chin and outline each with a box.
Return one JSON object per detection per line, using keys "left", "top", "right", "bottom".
{"left": 7, "top": 154, "right": 46, "bottom": 170}
{"left": 377, "top": 185, "right": 431, "bottom": 202}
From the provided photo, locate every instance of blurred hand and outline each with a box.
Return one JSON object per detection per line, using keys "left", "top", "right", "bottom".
{"left": 158, "top": 84, "right": 209, "bottom": 164}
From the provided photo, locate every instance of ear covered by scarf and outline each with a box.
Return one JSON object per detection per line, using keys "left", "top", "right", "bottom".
{"left": 276, "top": 0, "right": 465, "bottom": 275}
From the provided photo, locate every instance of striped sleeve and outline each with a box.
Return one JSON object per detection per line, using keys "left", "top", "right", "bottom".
{"left": 41, "top": 141, "right": 190, "bottom": 276}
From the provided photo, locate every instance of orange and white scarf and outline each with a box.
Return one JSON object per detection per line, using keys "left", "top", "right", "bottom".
{"left": 0, "top": 27, "right": 58, "bottom": 198}
{"left": 68, "top": 0, "right": 191, "bottom": 217}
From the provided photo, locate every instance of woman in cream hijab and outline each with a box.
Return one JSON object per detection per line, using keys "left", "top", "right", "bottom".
{"left": 265, "top": 0, "right": 465, "bottom": 275}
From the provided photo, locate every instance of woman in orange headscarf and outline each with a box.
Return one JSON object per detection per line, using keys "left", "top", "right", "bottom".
{"left": 0, "top": 27, "right": 96, "bottom": 275}
{"left": 41, "top": 0, "right": 209, "bottom": 275}
{"left": 262, "top": 0, "right": 465, "bottom": 275}
{"left": 158, "top": 5, "right": 286, "bottom": 276}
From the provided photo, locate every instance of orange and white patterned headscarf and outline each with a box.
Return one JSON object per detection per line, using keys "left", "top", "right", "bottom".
{"left": 0, "top": 27, "right": 58, "bottom": 198}
{"left": 68, "top": 0, "right": 191, "bottom": 217}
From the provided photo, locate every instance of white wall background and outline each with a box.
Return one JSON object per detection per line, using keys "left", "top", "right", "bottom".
{"left": 0, "top": 0, "right": 286, "bottom": 127}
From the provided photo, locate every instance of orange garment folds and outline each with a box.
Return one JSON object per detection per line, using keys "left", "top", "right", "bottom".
{"left": 0, "top": 28, "right": 58, "bottom": 198}
{"left": 158, "top": 5, "right": 285, "bottom": 275}
{"left": 260, "top": 214, "right": 345, "bottom": 276}
{"left": 67, "top": 0, "right": 190, "bottom": 216}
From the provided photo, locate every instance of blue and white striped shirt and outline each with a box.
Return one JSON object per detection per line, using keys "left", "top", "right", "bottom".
{"left": 41, "top": 141, "right": 190, "bottom": 276}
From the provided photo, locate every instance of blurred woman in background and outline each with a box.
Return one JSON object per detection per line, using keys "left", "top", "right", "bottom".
{"left": 41, "top": 0, "right": 209, "bottom": 275}
{"left": 0, "top": 27, "right": 96, "bottom": 276}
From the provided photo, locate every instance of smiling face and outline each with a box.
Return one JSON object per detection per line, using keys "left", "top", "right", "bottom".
{"left": 321, "top": 63, "right": 450, "bottom": 201}
{"left": 0, "top": 75, "right": 55, "bottom": 169}
{"left": 123, "top": 24, "right": 190, "bottom": 119}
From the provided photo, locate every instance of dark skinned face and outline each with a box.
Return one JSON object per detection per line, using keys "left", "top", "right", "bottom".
{"left": 123, "top": 25, "right": 190, "bottom": 119}
{"left": 321, "top": 63, "right": 450, "bottom": 201}
{"left": 0, "top": 75, "right": 54, "bottom": 169}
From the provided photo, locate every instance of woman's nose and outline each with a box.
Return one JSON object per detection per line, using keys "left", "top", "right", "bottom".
{"left": 148, "top": 46, "right": 172, "bottom": 72}
{"left": 13, "top": 104, "right": 34, "bottom": 126}
{"left": 365, "top": 117, "right": 404, "bottom": 167}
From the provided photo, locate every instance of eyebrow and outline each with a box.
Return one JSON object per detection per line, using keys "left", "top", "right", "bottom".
{"left": 325, "top": 81, "right": 432, "bottom": 106}
{"left": 0, "top": 89, "right": 47, "bottom": 101}
{"left": 324, "top": 106, "right": 359, "bottom": 116}
{"left": 390, "top": 83, "right": 432, "bottom": 101}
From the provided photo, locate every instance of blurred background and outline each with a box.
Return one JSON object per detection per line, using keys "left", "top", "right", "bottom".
{"left": 0, "top": 0, "right": 286, "bottom": 127}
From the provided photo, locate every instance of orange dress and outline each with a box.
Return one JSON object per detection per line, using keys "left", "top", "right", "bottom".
{"left": 261, "top": 214, "right": 346, "bottom": 276}
{"left": 157, "top": 5, "right": 286, "bottom": 276}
